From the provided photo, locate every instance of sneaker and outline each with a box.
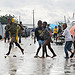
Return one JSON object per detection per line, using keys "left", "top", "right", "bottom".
{"left": 6, "top": 52, "right": 10, "bottom": 56}
{"left": 34, "top": 55, "right": 39, "bottom": 58}
{"left": 46, "top": 55, "right": 51, "bottom": 57}
{"left": 22, "top": 49, "right": 24, "bottom": 54}
{"left": 51, "top": 54, "right": 57, "bottom": 58}
{"left": 70, "top": 53, "right": 74, "bottom": 58}
{"left": 64, "top": 57, "right": 69, "bottom": 59}
{"left": 39, "top": 56, "right": 45, "bottom": 58}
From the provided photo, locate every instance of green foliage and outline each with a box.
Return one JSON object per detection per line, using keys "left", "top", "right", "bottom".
{"left": 58, "top": 22, "right": 64, "bottom": 26}
{"left": 0, "top": 14, "right": 15, "bottom": 24}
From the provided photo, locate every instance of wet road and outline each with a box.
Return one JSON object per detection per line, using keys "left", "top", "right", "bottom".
{"left": 0, "top": 37, "right": 75, "bottom": 75}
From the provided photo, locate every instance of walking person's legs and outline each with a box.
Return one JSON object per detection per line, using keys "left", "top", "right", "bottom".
{"left": 6, "top": 42, "right": 12, "bottom": 55}
{"left": 34, "top": 40, "right": 42, "bottom": 58}
{"left": 45, "top": 46, "right": 50, "bottom": 57}
{"left": 6, "top": 36, "right": 15, "bottom": 55}
{"left": 4, "top": 37, "right": 6, "bottom": 43}
{"left": 55, "top": 34, "right": 57, "bottom": 41}
{"left": 54, "top": 33, "right": 55, "bottom": 40}
{"left": 34, "top": 45, "right": 41, "bottom": 57}
{"left": 6, "top": 36, "right": 24, "bottom": 55}
{"left": 64, "top": 41, "right": 74, "bottom": 58}
{"left": 48, "top": 43, "right": 56, "bottom": 58}
{"left": 41, "top": 40, "right": 49, "bottom": 58}
{"left": 15, "top": 42, "right": 24, "bottom": 54}
{"left": 67, "top": 41, "right": 74, "bottom": 58}
{"left": 64, "top": 42, "right": 69, "bottom": 58}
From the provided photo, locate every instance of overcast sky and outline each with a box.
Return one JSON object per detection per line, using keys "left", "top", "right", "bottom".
{"left": 0, "top": 0, "right": 75, "bottom": 25}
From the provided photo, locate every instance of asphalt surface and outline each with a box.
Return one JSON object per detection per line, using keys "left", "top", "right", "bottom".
{"left": 0, "top": 37, "right": 75, "bottom": 75}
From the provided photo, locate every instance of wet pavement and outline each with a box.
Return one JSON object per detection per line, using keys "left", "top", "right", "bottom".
{"left": 0, "top": 37, "right": 75, "bottom": 75}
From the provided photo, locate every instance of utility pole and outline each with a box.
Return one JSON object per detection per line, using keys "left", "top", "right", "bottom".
{"left": 64, "top": 16, "right": 66, "bottom": 23}
{"left": 73, "top": 13, "right": 75, "bottom": 19}
{"left": 32, "top": 10, "right": 35, "bottom": 43}
{"left": 19, "top": 16, "right": 21, "bottom": 23}
{"left": 33, "top": 10, "right": 34, "bottom": 28}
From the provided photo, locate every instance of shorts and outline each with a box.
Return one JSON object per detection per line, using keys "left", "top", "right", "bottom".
{"left": 38, "top": 40, "right": 45, "bottom": 45}
{"left": 11, "top": 37, "right": 17, "bottom": 43}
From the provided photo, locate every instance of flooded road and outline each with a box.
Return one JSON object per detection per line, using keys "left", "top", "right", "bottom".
{"left": 0, "top": 37, "right": 75, "bottom": 75}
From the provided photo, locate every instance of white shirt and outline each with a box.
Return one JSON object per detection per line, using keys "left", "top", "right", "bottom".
{"left": 62, "top": 28, "right": 73, "bottom": 41}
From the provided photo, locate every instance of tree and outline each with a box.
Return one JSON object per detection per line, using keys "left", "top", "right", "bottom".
{"left": 58, "top": 22, "right": 64, "bottom": 26}
{"left": 0, "top": 14, "right": 16, "bottom": 24}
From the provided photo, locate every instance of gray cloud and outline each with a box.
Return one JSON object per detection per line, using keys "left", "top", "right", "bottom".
{"left": 0, "top": 0, "right": 75, "bottom": 24}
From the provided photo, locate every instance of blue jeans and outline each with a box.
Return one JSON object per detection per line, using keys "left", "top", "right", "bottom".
{"left": 54, "top": 33, "right": 57, "bottom": 40}
{"left": 38, "top": 40, "right": 45, "bottom": 45}
{"left": 64, "top": 41, "right": 72, "bottom": 57}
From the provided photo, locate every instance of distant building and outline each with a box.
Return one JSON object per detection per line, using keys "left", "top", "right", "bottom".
{"left": 0, "top": 23, "right": 6, "bottom": 38}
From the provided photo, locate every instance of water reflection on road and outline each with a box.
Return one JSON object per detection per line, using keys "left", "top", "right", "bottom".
{"left": 0, "top": 37, "right": 75, "bottom": 75}
{"left": 6, "top": 56, "right": 24, "bottom": 75}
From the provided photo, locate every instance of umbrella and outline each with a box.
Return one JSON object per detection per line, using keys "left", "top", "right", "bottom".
{"left": 70, "top": 25, "right": 75, "bottom": 36}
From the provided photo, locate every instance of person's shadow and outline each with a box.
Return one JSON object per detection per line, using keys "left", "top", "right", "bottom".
{"left": 7, "top": 56, "right": 24, "bottom": 75}
{"left": 34, "top": 58, "right": 53, "bottom": 75}
{"left": 64, "top": 59, "right": 71, "bottom": 74}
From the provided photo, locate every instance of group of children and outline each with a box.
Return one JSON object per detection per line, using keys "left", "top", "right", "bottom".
{"left": 4, "top": 18, "right": 75, "bottom": 59}
{"left": 34, "top": 20, "right": 56, "bottom": 58}
{"left": 34, "top": 21, "right": 75, "bottom": 59}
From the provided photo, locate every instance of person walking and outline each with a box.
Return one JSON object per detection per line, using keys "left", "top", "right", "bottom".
{"left": 4, "top": 24, "right": 10, "bottom": 43}
{"left": 18, "top": 21, "right": 24, "bottom": 43}
{"left": 58, "top": 23, "right": 74, "bottom": 59}
{"left": 40, "top": 21, "right": 56, "bottom": 58}
{"left": 34, "top": 20, "right": 49, "bottom": 58}
{"left": 6, "top": 18, "right": 24, "bottom": 55}
{"left": 53, "top": 26, "right": 58, "bottom": 41}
